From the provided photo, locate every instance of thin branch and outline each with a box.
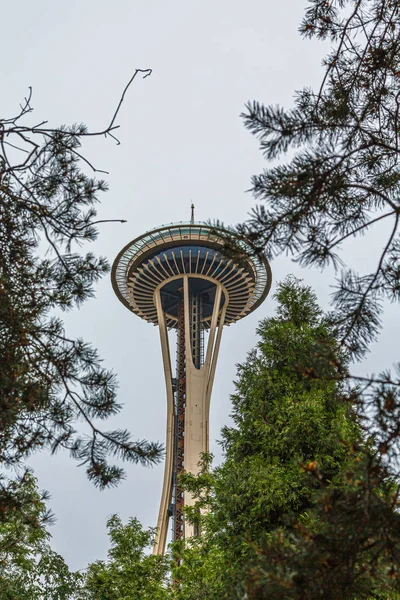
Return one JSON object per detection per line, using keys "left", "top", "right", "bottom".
{"left": 76, "top": 219, "right": 127, "bottom": 229}
{"left": 329, "top": 209, "right": 396, "bottom": 249}
{"left": 340, "top": 212, "right": 399, "bottom": 345}
{"left": 107, "top": 68, "right": 152, "bottom": 133}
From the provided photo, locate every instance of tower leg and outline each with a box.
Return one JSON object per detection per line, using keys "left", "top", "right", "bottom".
{"left": 153, "top": 291, "right": 174, "bottom": 555}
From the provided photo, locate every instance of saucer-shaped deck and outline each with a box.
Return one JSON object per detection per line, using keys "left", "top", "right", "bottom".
{"left": 111, "top": 222, "right": 271, "bottom": 329}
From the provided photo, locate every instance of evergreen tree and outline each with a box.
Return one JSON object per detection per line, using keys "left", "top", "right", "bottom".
{"left": 0, "top": 71, "right": 161, "bottom": 503}
{"left": 175, "top": 279, "right": 400, "bottom": 599}
{"left": 238, "top": 0, "right": 400, "bottom": 467}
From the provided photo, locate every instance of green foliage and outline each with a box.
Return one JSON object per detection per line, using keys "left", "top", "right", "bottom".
{"left": 82, "top": 515, "right": 171, "bottom": 600}
{"left": 174, "top": 279, "right": 400, "bottom": 599}
{"left": 238, "top": 0, "right": 400, "bottom": 464}
{"left": 231, "top": 1, "right": 400, "bottom": 591}
{"left": 0, "top": 473, "right": 81, "bottom": 599}
{"left": 24, "top": 279, "right": 397, "bottom": 599}
{"left": 0, "top": 80, "right": 161, "bottom": 498}
{"left": 0, "top": 473, "right": 50, "bottom": 574}
{"left": 0, "top": 478, "right": 172, "bottom": 600}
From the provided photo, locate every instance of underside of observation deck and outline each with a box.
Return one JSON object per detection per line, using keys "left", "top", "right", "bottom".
{"left": 111, "top": 223, "right": 271, "bottom": 328}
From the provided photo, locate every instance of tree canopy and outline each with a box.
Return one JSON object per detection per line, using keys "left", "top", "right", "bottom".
{"left": 82, "top": 515, "right": 171, "bottom": 600}
{"left": 0, "top": 473, "right": 81, "bottom": 600}
{"left": 238, "top": 0, "right": 400, "bottom": 467}
{"left": 4, "top": 279, "right": 397, "bottom": 600}
{"left": 0, "top": 71, "right": 162, "bottom": 501}
{"left": 173, "top": 279, "right": 400, "bottom": 599}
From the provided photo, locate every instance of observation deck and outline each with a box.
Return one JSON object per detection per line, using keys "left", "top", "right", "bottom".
{"left": 111, "top": 221, "right": 271, "bottom": 328}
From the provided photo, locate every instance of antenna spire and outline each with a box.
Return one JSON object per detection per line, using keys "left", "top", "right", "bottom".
{"left": 190, "top": 203, "right": 195, "bottom": 224}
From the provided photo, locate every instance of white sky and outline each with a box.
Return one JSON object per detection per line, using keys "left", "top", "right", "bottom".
{"left": 1, "top": 0, "right": 398, "bottom": 570}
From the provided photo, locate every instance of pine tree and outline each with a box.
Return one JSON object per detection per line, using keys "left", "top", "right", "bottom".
{"left": 238, "top": 0, "right": 400, "bottom": 470}
{"left": 0, "top": 72, "right": 161, "bottom": 502}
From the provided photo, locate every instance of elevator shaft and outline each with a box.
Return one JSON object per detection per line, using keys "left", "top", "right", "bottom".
{"left": 172, "top": 290, "right": 205, "bottom": 542}
{"left": 173, "top": 299, "right": 186, "bottom": 542}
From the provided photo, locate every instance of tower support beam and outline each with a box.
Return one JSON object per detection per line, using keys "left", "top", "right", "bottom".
{"left": 153, "top": 291, "right": 175, "bottom": 555}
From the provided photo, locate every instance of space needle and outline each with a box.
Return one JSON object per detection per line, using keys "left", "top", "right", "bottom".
{"left": 111, "top": 207, "right": 272, "bottom": 554}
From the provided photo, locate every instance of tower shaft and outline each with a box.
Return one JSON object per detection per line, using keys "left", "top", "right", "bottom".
{"left": 153, "top": 276, "right": 226, "bottom": 554}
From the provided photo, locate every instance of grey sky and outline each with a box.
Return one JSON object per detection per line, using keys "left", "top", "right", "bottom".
{"left": 2, "top": 0, "right": 398, "bottom": 571}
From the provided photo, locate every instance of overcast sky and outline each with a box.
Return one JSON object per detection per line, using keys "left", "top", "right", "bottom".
{"left": 2, "top": 0, "right": 398, "bottom": 571}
